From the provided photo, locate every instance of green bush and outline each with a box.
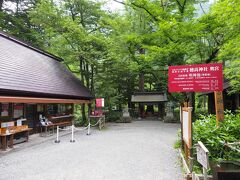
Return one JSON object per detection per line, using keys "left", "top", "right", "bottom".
{"left": 193, "top": 111, "right": 240, "bottom": 162}
{"left": 105, "top": 110, "right": 122, "bottom": 122}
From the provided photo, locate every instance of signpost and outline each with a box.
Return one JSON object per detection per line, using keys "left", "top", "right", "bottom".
{"left": 197, "top": 141, "right": 209, "bottom": 180}
{"left": 168, "top": 63, "right": 223, "bottom": 179}
{"left": 168, "top": 63, "right": 223, "bottom": 92}
{"left": 214, "top": 91, "right": 224, "bottom": 123}
{"left": 181, "top": 106, "right": 193, "bottom": 173}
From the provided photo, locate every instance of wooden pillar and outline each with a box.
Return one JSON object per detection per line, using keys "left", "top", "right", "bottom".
{"left": 139, "top": 73, "right": 144, "bottom": 92}
{"left": 235, "top": 94, "right": 239, "bottom": 110}
{"left": 214, "top": 91, "right": 224, "bottom": 124}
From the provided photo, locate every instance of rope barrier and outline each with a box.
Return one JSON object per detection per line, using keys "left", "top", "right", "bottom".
{"left": 55, "top": 124, "right": 90, "bottom": 143}
{"left": 87, "top": 122, "right": 91, "bottom": 135}
{"left": 54, "top": 115, "right": 105, "bottom": 143}
{"left": 55, "top": 125, "right": 73, "bottom": 143}
{"left": 90, "top": 117, "right": 103, "bottom": 127}
{"left": 74, "top": 126, "right": 89, "bottom": 131}
{"left": 70, "top": 125, "right": 75, "bottom": 143}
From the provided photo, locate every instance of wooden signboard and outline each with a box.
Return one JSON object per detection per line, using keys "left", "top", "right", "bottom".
{"left": 182, "top": 107, "right": 192, "bottom": 148}
{"left": 197, "top": 141, "right": 209, "bottom": 180}
{"left": 197, "top": 141, "right": 209, "bottom": 169}
{"left": 214, "top": 91, "right": 224, "bottom": 123}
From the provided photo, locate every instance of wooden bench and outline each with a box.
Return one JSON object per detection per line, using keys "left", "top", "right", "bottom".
{"left": 0, "top": 128, "right": 32, "bottom": 151}
{"left": 40, "top": 121, "right": 72, "bottom": 137}
{"left": 39, "top": 123, "right": 54, "bottom": 137}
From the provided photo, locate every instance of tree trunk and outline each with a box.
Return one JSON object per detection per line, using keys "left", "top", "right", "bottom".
{"left": 139, "top": 73, "right": 144, "bottom": 92}
{"left": 0, "top": 0, "right": 3, "bottom": 11}
{"left": 79, "top": 56, "right": 86, "bottom": 123}
{"left": 80, "top": 56, "right": 85, "bottom": 83}
{"left": 85, "top": 62, "right": 90, "bottom": 89}
{"left": 90, "top": 64, "right": 94, "bottom": 93}
{"left": 138, "top": 48, "right": 145, "bottom": 117}
{"left": 188, "top": 92, "right": 195, "bottom": 119}
{"left": 88, "top": 64, "right": 94, "bottom": 116}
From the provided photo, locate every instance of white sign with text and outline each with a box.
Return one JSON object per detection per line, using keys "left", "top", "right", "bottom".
{"left": 182, "top": 111, "right": 190, "bottom": 146}
{"left": 197, "top": 141, "right": 209, "bottom": 169}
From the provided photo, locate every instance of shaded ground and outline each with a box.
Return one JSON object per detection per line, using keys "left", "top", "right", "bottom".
{"left": 0, "top": 121, "right": 183, "bottom": 180}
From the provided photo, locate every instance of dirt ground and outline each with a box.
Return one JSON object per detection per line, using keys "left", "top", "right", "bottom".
{"left": 0, "top": 121, "right": 184, "bottom": 180}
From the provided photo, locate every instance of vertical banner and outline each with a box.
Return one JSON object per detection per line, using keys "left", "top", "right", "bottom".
{"left": 96, "top": 98, "right": 104, "bottom": 108}
{"left": 214, "top": 91, "right": 224, "bottom": 123}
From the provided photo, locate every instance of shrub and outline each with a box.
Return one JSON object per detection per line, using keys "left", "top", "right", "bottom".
{"left": 105, "top": 110, "right": 122, "bottom": 122}
{"left": 193, "top": 111, "right": 240, "bottom": 162}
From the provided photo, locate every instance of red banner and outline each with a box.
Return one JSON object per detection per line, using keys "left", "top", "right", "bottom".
{"left": 168, "top": 63, "right": 223, "bottom": 92}
{"left": 96, "top": 98, "right": 104, "bottom": 108}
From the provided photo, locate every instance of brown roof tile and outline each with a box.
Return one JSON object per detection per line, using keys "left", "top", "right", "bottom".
{"left": 0, "top": 32, "right": 93, "bottom": 100}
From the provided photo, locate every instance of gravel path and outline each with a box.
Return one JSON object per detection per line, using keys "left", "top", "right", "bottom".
{"left": 0, "top": 121, "right": 183, "bottom": 180}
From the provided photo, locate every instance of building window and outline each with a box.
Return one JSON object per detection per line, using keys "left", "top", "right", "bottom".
{"left": 47, "top": 104, "right": 58, "bottom": 115}
{"left": 0, "top": 103, "right": 9, "bottom": 117}
{"left": 58, "top": 104, "right": 66, "bottom": 115}
{"left": 37, "top": 104, "right": 44, "bottom": 112}
{"left": 13, "top": 103, "right": 24, "bottom": 118}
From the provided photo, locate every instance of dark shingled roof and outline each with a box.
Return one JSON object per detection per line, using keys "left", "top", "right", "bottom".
{"left": 0, "top": 31, "right": 93, "bottom": 100}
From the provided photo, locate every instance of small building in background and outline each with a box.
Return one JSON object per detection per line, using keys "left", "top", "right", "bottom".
{"left": 131, "top": 92, "right": 167, "bottom": 119}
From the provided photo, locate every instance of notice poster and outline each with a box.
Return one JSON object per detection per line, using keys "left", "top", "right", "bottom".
{"left": 1, "top": 121, "right": 14, "bottom": 128}
{"left": 182, "top": 110, "right": 192, "bottom": 148}
{"left": 13, "top": 104, "right": 24, "bottom": 118}
{"left": 17, "top": 120, "right": 22, "bottom": 126}
{"left": 168, "top": 63, "right": 223, "bottom": 92}
{"left": 96, "top": 98, "right": 104, "bottom": 108}
{"left": 1, "top": 103, "right": 9, "bottom": 116}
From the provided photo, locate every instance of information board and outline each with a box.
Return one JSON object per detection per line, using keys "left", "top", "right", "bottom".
{"left": 168, "top": 63, "right": 223, "bottom": 92}
{"left": 197, "top": 141, "right": 209, "bottom": 169}
{"left": 182, "top": 109, "right": 192, "bottom": 148}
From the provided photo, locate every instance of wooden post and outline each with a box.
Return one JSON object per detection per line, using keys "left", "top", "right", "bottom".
{"left": 214, "top": 91, "right": 224, "bottom": 124}
{"left": 180, "top": 105, "right": 184, "bottom": 150}
{"left": 197, "top": 141, "right": 209, "bottom": 180}
{"left": 203, "top": 167, "right": 208, "bottom": 180}
{"left": 182, "top": 105, "right": 193, "bottom": 170}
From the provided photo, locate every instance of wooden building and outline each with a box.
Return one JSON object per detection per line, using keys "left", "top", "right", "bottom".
{"left": 0, "top": 31, "right": 93, "bottom": 147}
{"left": 131, "top": 92, "right": 167, "bottom": 118}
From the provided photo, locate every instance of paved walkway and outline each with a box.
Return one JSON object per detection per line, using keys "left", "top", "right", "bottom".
{"left": 0, "top": 121, "right": 183, "bottom": 180}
